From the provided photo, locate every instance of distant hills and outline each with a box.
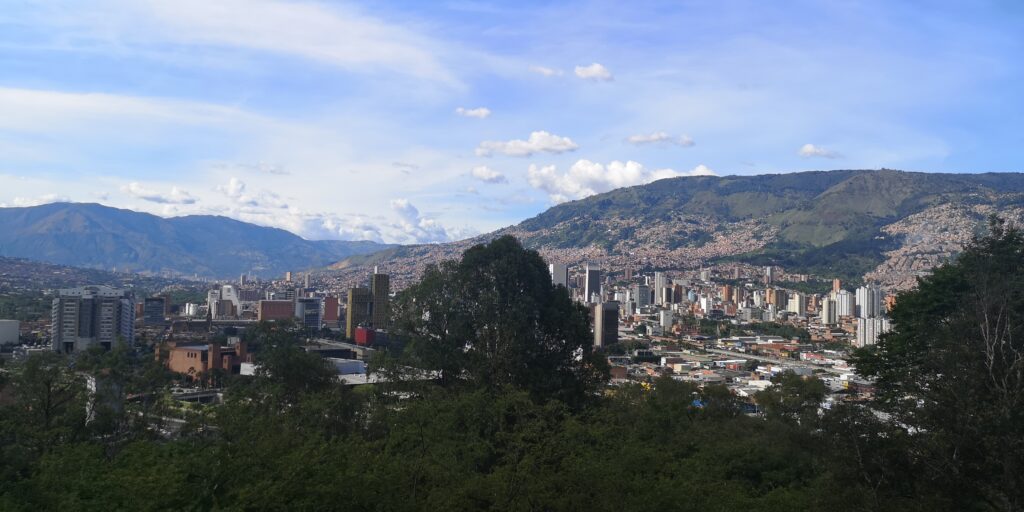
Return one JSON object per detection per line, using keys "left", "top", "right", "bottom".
{"left": 5, "top": 170, "right": 1023, "bottom": 288}
{"left": 328, "top": 169, "right": 1024, "bottom": 290}
{"left": 0, "top": 203, "right": 393, "bottom": 278}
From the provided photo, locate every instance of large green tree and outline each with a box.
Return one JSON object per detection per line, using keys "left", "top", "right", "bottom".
{"left": 392, "top": 235, "right": 608, "bottom": 406}
{"left": 855, "top": 218, "right": 1024, "bottom": 510}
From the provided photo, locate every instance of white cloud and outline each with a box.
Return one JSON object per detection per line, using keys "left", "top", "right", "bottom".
{"left": 470, "top": 165, "right": 507, "bottom": 184}
{"left": 59, "top": 0, "right": 457, "bottom": 84}
{"left": 216, "top": 177, "right": 288, "bottom": 209}
{"left": 626, "top": 131, "right": 695, "bottom": 147}
{"left": 798, "top": 143, "right": 841, "bottom": 158}
{"left": 455, "top": 107, "right": 491, "bottom": 119}
{"left": 7, "top": 194, "right": 71, "bottom": 208}
{"left": 476, "top": 131, "right": 579, "bottom": 157}
{"left": 528, "top": 160, "right": 716, "bottom": 203}
{"left": 121, "top": 182, "right": 197, "bottom": 204}
{"left": 574, "top": 63, "right": 613, "bottom": 81}
{"left": 530, "top": 66, "right": 564, "bottom": 77}
{"left": 212, "top": 161, "right": 289, "bottom": 175}
{"left": 390, "top": 198, "right": 464, "bottom": 243}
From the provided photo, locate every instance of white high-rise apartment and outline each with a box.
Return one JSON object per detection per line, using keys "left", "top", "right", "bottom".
{"left": 51, "top": 286, "right": 135, "bottom": 354}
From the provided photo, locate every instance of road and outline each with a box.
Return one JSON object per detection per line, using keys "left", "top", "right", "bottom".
{"left": 704, "top": 348, "right": 851, "bottom": 376}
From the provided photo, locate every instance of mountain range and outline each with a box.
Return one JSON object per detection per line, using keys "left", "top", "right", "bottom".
{"left": 3, "top": 170, "right": 1023, "bottom": 288}
{"left": 327, "top": 169, "right": 1024, "bottom": 291}
{"left": 0, "top": 203, "right": 393, "bottom": 278}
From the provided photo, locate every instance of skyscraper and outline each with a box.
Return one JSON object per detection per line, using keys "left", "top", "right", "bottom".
{"left": 856, "top": 317, "right": 891, "bottom": 347}
{"left": 370, "top": 271, "right": 390, "bottom": 329}
{"left": 654, "top": 272, "right": 667, "bottom": 305}
{"left": 820, "top": 299, "right": 836, "bottom": 325}
{"left": 143, "top": 297, "right": 167, "bottom": 326}
{"left": 51, "top": 286, "right": 135, "bottom": 354}
{"left": 295, "top": 297, "right": 323, "bottom": 330}
{"left": 632, "top": 284, "right": 651, "bottom": 307}
{"left": 585, "top": 264, "right": 601, "bottom": 303}
{"left": 549, "top": 263, "right": 569, "bottom": 288}
{"left": 835, "top": 289, "right": 855, "bottom": 317}
{"left": 856, "top": 284, "right": 883, "bottom": 319}
{"left": 787, "top": 292, "right": 806, "bottom": 316}
{"left": 593, "top": 301, "right": 619, "bottom": 349}
{"left": 346, "top": 288, "right": 372, "bottom": 340}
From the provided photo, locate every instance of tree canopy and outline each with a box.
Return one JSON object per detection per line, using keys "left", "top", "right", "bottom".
{"left": 855, "top": 217, "right": 1024, "bottom": 510}
{"left": 392, "top": 235, "right": 607, "bottom": 406}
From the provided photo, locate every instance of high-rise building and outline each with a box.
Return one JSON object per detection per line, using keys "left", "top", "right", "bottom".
{"left": 764, "top": 266, "right": 775, "bottom": 284}
{"left": 370, "top": 271, "right": 390, "bottom": 329}
{"left": 820, "top": 299, "right": 837, "bottom": 325}
{"left": 549, "top": 263, "right": 569, "bottom": 288}
{"left": 346, "top": 287, "right": 373, "bottom": 339}
{"left": 835, "top": 290, "right": 855, "bottom": 317}
{"left": 632, "top": 284, "right": 651, "bottom": 307}
{"left": 295, "top": 297, "right": 323, "bottom": 330}
{"left": 732, "top": 287, "right": 746, "bottom": 306}
{"left": 143, "top": 297, "right": 167, "bottom": 326}
{"left": 856, "top": 284, "right": 883, "bottom": 319}
{"left": 856, "top": 317, "right": 891, "bottom": 347}
{"left": 51, "top": 286, "right": 135, "bottom": 354}
{"left": 285, "top": 271, "right": 293, "bottom": 283}
{"left": 787, "top": 292, "right": 806, "bottom": 316}
{"left": 593, "top": 301, "right": 619, "bottom": 349}
{"left": 323, "top": 296, "right": 340, "bottom": 325}
{"left": 659, "top": 287, "right": 673, "bottom": 306}
{"left": 659, "top": 310, "right": 673, "bottom": 331}
{"left": 832, "top": 278, "right": 842, "bottom": 293}
{"left": 0, "top": 320, "right": 19, "bottom": 346}
{"left": 654, "top": 272, "right": 667, "bottom": 305}
{"left": 585, "top": 265, "right": 601, "bottom": 303}
{"left": 304, "top": 273, "right": 311, "bottom": 290}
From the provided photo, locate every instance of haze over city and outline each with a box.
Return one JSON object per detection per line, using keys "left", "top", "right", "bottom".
{"left": 2, "top": 0, "right": 1022, "bottom": 243}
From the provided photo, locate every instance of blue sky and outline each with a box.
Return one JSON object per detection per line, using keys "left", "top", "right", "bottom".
{"left": 1, "top": 0, "right": 1022, "bottom": 243}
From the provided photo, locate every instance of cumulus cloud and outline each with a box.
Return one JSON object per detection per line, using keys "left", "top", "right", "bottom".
{"left": 798, "top": 143, "right": 841, "bottom": 158}
{"left": 626, "top": 131, "right": 695, "bottom": 147}
{"left": 7, "top": 194, "right": 71, "bottom": 207}
{"left": 530, "top": 66, "right": 563, "bottom": 77}
{"left": 216, "top": 177, "right": 288, "bottom": 209}
{"left": 390, "top": 199, "right": 465, "bottom": 243}
{"left": 476, "top": 131, "right": 579, "bottom": 157}
{"left": 574, "top": 63, "right": 613, "bottom": 81}
{"left": 470, "top": 165, "right": 507, "bottom": 184}
{"left": 121, "top": 182, "right": 197, "bottom": 204}
{"left": 455, "top": 107, "right": 491, "bottom": 119}
{"left": 528, "top": 160, "right": 716, "bottom": 203}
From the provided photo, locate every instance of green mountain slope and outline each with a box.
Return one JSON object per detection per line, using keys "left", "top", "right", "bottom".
{"left": 327, "top": 169, "right": 1024, "bottom": 289}
{"left": 0, "top": 203, "right": 394, "bottom": 278}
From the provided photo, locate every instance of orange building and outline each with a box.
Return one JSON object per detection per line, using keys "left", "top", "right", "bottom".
{"left": 165, "top": 340, "right": 250, "bottom": 380}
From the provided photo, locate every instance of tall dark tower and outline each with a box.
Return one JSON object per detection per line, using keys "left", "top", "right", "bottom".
{"left": 370, "top": 268, "right": 390, "bottom": 330}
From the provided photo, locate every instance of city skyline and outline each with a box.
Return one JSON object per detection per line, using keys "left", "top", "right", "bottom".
{"left": 1, "top": 1, "right": 1022, "bottom": 244}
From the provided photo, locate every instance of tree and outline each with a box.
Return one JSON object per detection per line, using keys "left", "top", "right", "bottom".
{"left": 854, "top": 217, "right": 1024, "bottom": 510}
{"left": 6, "top": 352, "right": 87, "bottom": 453}
{"left": 753, "top": 371, "right": 826, "bottom": 426}
{"left": 392, "top": 236, "right": 608, "bottom": 406}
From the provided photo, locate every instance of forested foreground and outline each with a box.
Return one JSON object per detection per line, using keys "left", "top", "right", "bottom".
{"left": 2, "top": 223, "right": 1024, "bottom": 511}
